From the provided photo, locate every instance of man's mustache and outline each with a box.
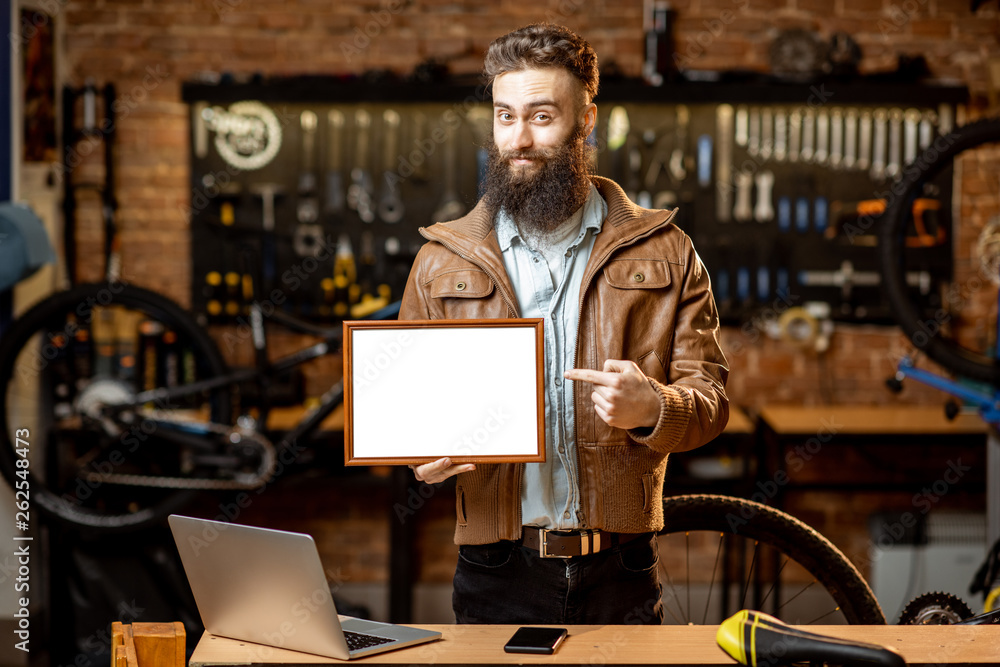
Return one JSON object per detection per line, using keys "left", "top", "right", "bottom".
{"left": 502, "top": 149, "right": 554, "bottom": 161}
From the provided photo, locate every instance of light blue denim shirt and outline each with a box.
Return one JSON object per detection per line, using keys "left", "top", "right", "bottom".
{"left": 495, "top": 184, "right": 607, "bottom": 530}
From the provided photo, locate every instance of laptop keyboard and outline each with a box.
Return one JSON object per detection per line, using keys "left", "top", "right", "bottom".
{"left": 344, "top": 630, "right": 395, "bottom": 652}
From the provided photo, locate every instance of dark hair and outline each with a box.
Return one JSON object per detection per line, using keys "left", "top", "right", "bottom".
{"left": 484, "top": 23, "right": 599, "bottom": 103}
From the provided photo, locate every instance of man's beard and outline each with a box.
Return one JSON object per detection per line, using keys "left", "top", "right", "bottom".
{"left": 481, "top": 125, "right": 595, "bottom": 239}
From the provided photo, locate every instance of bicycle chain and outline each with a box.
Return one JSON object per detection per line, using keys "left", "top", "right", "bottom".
{"left": 84, "top": 415, "right": 277, "bottom": 491}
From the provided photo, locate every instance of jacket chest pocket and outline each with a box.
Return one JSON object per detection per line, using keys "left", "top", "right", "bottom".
{"left": 603, "top": 258, "right": 672, "bottom": 290}
{"left": 426, "top": 269, "right": 499, "bottom": 319}
{"left": 428, "top": 269, "right": 494, "bottom": 299}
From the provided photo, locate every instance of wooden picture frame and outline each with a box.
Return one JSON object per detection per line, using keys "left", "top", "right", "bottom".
{"left": 343, "top": 319, "right": 545, "bottom": 466}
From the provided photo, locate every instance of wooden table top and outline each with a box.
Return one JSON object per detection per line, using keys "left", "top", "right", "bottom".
{"left": 190, "top": 624, "right": 1000, "bottom": 666}
{"left": 758, "top": 404, "right": 988, "bottom": 436}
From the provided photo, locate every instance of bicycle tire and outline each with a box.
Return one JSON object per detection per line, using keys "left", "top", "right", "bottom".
{"left": 659, "top": 494, "right": 886, "bottom": 625}
{"left": 879, "top": 118, "right": 1000, "bottom": 384}
{"left": 0, "top": 282, "right": 232, "bottom": 532}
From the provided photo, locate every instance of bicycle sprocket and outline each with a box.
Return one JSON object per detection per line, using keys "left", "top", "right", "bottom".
{"left": 898, "top": 592, "right": 973, "bottom": 624}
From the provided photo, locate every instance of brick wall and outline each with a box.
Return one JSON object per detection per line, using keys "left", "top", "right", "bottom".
{"left": 43, "top": 0, "right": 1000, "bottom": 595}
{"left": 53, "top": 0, "right": 1000, "bottom": 409}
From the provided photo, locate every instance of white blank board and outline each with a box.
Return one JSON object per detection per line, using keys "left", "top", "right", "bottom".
{"left": 345, "top": 321, "right": 544, "bottom": 464}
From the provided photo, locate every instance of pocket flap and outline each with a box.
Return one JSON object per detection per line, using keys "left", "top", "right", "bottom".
{"left": 604, "top": 259, "right": 671, "bottom": 289}
{"left": 429, "top": 270, "right": 494, "bottom": 298}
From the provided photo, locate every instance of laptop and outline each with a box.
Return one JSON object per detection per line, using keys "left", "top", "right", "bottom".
{"left": 168, "top": 514, "right": 442, "bottom": 660}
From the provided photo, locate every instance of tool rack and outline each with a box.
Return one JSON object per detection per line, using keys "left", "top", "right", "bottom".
{"left": 181, "top": 76, "right": 968, "bottom": 327}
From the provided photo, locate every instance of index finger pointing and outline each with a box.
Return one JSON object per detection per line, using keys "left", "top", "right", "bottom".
{"left": 564, "top": 368, "right": 612, "bottom": 385}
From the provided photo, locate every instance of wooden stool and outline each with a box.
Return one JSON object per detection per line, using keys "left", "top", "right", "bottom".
{"left": 111, "top": 622, "right": 186, "bottom": 667}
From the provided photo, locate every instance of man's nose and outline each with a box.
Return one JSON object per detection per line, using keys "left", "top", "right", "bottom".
{"left": 510, "top": 121, "right": 533, "bottom": 150}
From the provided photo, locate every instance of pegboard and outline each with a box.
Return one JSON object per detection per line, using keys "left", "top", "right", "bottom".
{"left": 182, "top": 77, "right": 968, "bottom": 326}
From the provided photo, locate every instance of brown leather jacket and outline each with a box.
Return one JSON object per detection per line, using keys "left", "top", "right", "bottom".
{"left": 400, "top": 177, "right": 729, "bottom": 544}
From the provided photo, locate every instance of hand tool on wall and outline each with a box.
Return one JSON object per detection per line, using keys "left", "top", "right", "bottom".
{"left": 774, "top": 108, "right": 787, "bottom": 162}
{"left": 332, "top": 232, "right": 357, "bottom": 318}
{"left": 747, "top": 106, "right": 760, "bottom": 158}
{"left": 938, "top": 103, "right": 954, "bottom": 135}
{"left": 795, "top": 196, "right": 810, "bottom": 234}
{"left": 756, "top": 265, "right": 770, "bottom": 302}
{"left": 697, "top": 134, "right": 712, "bottom": 189}
{"left": 644, "top": 131, "right": 679, "bottom": 210}
{"left": 735, "top": 105, "right": 748, "bottom": 148}
{"left": 325, "top": 109, "right": 346, "bottom": 217}
{"left": 833, "top": 197, "right": 945, "bottom": 247}
{"left": 294, "top": 110, "right": 324, "bottom": 258}
{"left": 843, "top": 108, "right": 858, "bottom": 169}
{"left": 203, "top": 270, "right": 223, "bottom": 319}
{"left": 760, "top": 107, "right": 773, "bottom": 161}
{"left": 432, "top": 119, "right": 465, "bottom": 221}
{"left": 814, "top": 109, "right": 829, "bottom": 164}
{"left": 753, "top": 170, "right": 774, "bottom": 223}
{"left": 250, "top": 182, "right": 286, "bottom": 293}
{"left": 777, "top": 195, "right": 791, "bottom": 233}
{"left": 715, "top": 104, "right": 734, "bottom": 222}
{"left": 736, "top": 266, "right": 750, "bottom": 303}
{"left": 776, "top": 265, "right": 790, "bottom": 300}
{"left": 829, "top": 108, "right": 843, "bottom": 168}
{"left": 347, "top": 109, "right": 375, "bottom": 223}
{"left": 857, "top": 109, "right": 872, "bottom": 171}
{"left": 377, "top": 109, "right": 405, "bottom": 223}
{"left": 903, "top": 108, "right": 920, "bottom": 167}
{"left": 788, "top": 108, "right": 802, "bottom": 162}
{"left": 800, "top": 108, "right": 815, "bottom": 162}
{"left": 886, "top": 108, "right": 903, "bottom": 180}
{"left": 814, "top": 196, "right": 829, "bottom": 235}
{"left": 919, "top": 109, "right": 936, "bottom": 150}
{"left": 644, "top": 133, "right": 672, "bottom": 191}
{"left": 733, "top": 171, "right": 753, "bottom": 223}
{"left": 870, "top": 108, "right": 888, "bottom": 181}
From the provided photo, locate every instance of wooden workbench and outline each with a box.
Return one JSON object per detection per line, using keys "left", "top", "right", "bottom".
{"left": 190, "top": 624, "right": 1000, "bottom": 666}
{"left": 758, "top": 404, "right": 987, "bottom": 436}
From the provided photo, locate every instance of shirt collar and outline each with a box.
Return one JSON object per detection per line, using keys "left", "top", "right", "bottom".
{"left": 495, "top": 182, "right": 606, "bottom": 252}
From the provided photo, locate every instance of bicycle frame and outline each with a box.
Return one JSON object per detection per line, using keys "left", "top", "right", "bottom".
{"left": 113, "top": 299, "right": 401, "bottom": 466}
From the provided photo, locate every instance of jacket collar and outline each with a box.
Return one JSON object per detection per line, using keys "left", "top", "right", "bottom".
{"left": 419, "top": 176, "right": 676, "bottom": 261}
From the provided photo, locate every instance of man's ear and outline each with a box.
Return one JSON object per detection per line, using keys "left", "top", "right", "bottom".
{"left": 581, "top": 102, "right": 597, "bottom": 138}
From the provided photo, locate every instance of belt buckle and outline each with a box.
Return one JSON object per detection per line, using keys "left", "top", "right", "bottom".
{"left": 538, "top": 528, "right": 601, "bottom": 559}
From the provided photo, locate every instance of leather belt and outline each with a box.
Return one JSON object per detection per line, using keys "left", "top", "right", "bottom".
{"left": 521, "top": 526, "right": 645, "bottom": 559}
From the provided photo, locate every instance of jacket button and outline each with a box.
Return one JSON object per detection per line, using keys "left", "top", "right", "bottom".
{"left": 455, "top": 282, "right": 466, "bottom": 291}
{"left": 633, "top": 272, "right": 645, "bottom": 283}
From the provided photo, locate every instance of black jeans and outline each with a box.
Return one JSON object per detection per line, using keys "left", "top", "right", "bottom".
{"left": 452, "top": 533, "right": 663, "bottom": 625}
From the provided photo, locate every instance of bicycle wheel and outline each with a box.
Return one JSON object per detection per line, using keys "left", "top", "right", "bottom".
{"left": 0, "top": 282, "right": 233, "bottom": 532}
{"left": 879, "top": 118, "right": 1000, "bottom": 384}
{"left": 657, "top": 494, "right": 886, "bottom": 625}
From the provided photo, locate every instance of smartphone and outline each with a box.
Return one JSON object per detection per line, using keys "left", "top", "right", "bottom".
{"left": 503, "top": 626, "right": 569, "bottom": 654}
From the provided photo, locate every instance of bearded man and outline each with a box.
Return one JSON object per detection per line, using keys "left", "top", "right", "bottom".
{"left": 401, "top": 23, "right": 729, "bottom": 625}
